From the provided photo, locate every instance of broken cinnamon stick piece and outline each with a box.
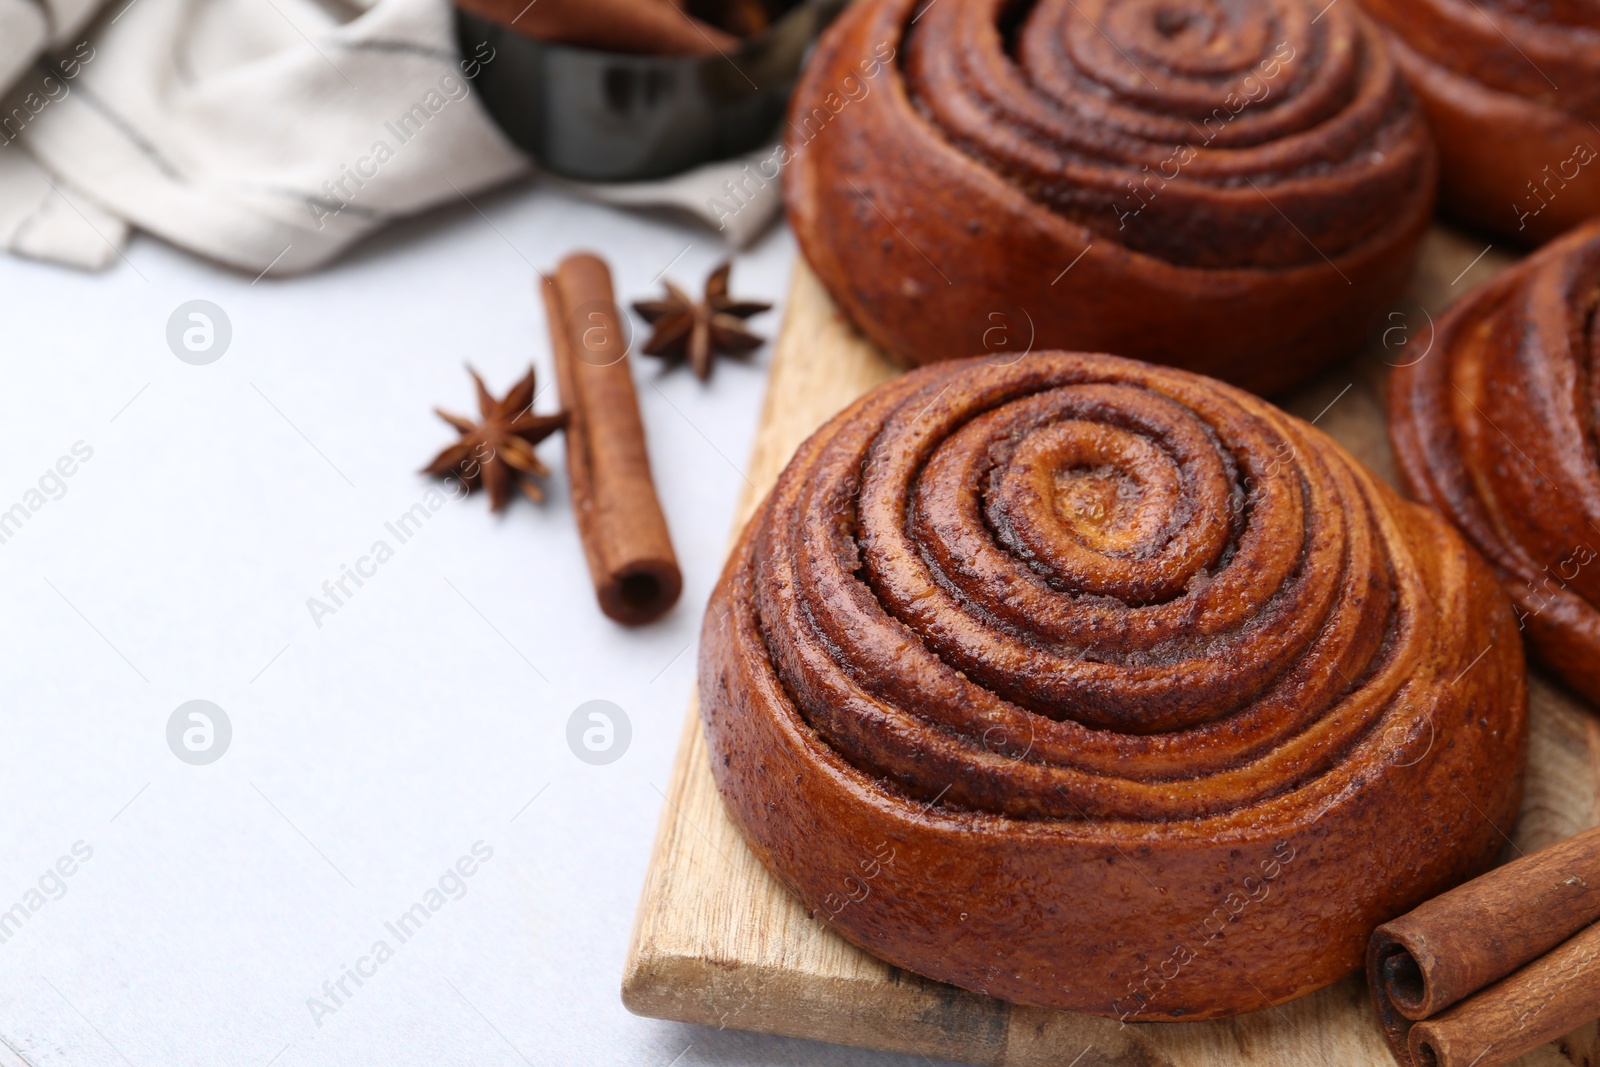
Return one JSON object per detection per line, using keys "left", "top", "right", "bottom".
{"left": 543, "top": 252, "right": 682, "bottom": 625}
{"left": 1368, "top": 823, "right": 1600, "bottom": 1066}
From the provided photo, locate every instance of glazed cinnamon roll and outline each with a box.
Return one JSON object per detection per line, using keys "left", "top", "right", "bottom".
{"left": 701, "top": 353, "right": 1526, "bottom": 1019}
{"left": 784, "top": 0, "right": 1437, "bottom": 396}
{"left": 1357, "top": 0, "right": 1600, "bottom": 245}
{"left": 1390, "top": 218, "right": 1600, "bottom": 706}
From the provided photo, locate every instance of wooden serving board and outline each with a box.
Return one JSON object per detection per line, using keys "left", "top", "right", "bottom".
{"left": 622, "top": 228, "right": 1600, "bottom": 1067}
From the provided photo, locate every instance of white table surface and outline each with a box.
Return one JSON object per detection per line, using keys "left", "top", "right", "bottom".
{"left": 0, "top": 183, "right": 965, "bottom": 1067}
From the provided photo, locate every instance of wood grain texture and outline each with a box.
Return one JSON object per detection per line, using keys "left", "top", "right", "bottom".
{"left": 622, "top": 229, "right": 1600, "bottom": 1067}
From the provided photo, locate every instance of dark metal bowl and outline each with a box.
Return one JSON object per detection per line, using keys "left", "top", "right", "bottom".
{"left": 456, "top": 0, "right": 843, "bottom": 183}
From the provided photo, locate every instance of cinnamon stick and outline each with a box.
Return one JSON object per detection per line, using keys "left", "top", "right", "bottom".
{"left": 1368, "top": 824, "right": 1600, "bottom": 1066}
{"left": 454, "top": 0, "right": 739, "bottom": 55}
{"left": 542, "top": 252, "right": 682, "bottom": 625}
{"left": 1407, "top": 923, "right": 1600, "bottom": 1067}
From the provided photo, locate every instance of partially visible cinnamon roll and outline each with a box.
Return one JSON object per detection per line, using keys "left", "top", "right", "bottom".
{"left": 702, "top": 352, "right": 1526, "bottom": 1020}
{"left": 1390, "top": 217, "right": 1600, "bottom": 704}
{"left": 1357, "top": 0, "right": 1600, "bottom": 244}
{"left": 784, "top": 0, "right": 1436, "bottom": 395}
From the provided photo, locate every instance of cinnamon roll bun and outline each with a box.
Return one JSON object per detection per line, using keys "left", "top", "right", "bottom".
{"left": 1390, "top": 217, "right": 1600, "bottom": 705}
{"left": 701, "top": 352, "right": 1525, "bottom": 1019}
{"left": 784, "top": 0, "right": 1437, "bottom": 396}
{"left": 1357, "top": 0, "right": 1600, "bottom": 244}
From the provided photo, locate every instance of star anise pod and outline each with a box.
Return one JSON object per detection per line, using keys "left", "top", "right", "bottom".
{"left": 422, "top": 365, "right": 567, "bottom": 510}
{"left": 633, "top": 260, "right": 772, "bottom": 380}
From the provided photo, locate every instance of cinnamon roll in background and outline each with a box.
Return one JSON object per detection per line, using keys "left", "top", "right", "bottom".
{"left": 784, "top": 0, "right": 1437, "bottom": 396}
{"left": 1357, "top": 0, "right": 1600, "bottom": 245}
{"left": 1390, "top": 218, "right": 1600, "bottom": 706}
{"left": 700, "top": 352, "right": 1526, "bottom": 1019}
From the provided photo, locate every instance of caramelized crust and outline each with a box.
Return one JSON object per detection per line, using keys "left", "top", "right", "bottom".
{"left": 1357, "top": 0, "right": 1600, "bottom": 244}
{"left": 701, "top": 353, "right": 1526, "bottom": 1019}
{"left": 785, "top": 0, "right": 1436, "bottom": 394}
{"left": 1391, "top": 218, "right": 1600, "bottom": 703}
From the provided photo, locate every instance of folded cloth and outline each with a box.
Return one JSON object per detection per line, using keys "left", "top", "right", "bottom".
{"left": 9, "top": 0, "right": 528, "bottom": 275}
{"left": 552, "top": 144, "right": 782, "bottom": 249}
{"left": 0, "top": 0, "right": 48, "bottom": 95}
{"left": 0, "top": 151, "right": 128, "bottom": 269}
{"left": 0, "top": 0, "right": 784, "bottom": 274}
{"left": 0, "top": 0, "right": 124, "bottom": 268}
{"left": 0, "top": 0, "right": 105, "bottom": 91}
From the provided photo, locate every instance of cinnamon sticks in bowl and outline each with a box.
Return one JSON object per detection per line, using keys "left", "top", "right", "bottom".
{"left": 1368, "top": 824, "right": 1600, "bottom": 1067}
{"left": 542, "top": 252, "right": 682, "bottom": 625}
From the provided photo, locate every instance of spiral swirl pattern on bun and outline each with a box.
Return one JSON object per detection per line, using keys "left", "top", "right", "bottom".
{"left": 1357, "top": 0, "right": 1600, "bottom": 244}
{"left": 701, "top": 353, "right": 1525, "bottom": 1018}
{"left": 1391, "top": 218, "right": 1600, "bottom": 705}
{"left": 785, "top": 0, "right": 1436, "bottom": 395}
